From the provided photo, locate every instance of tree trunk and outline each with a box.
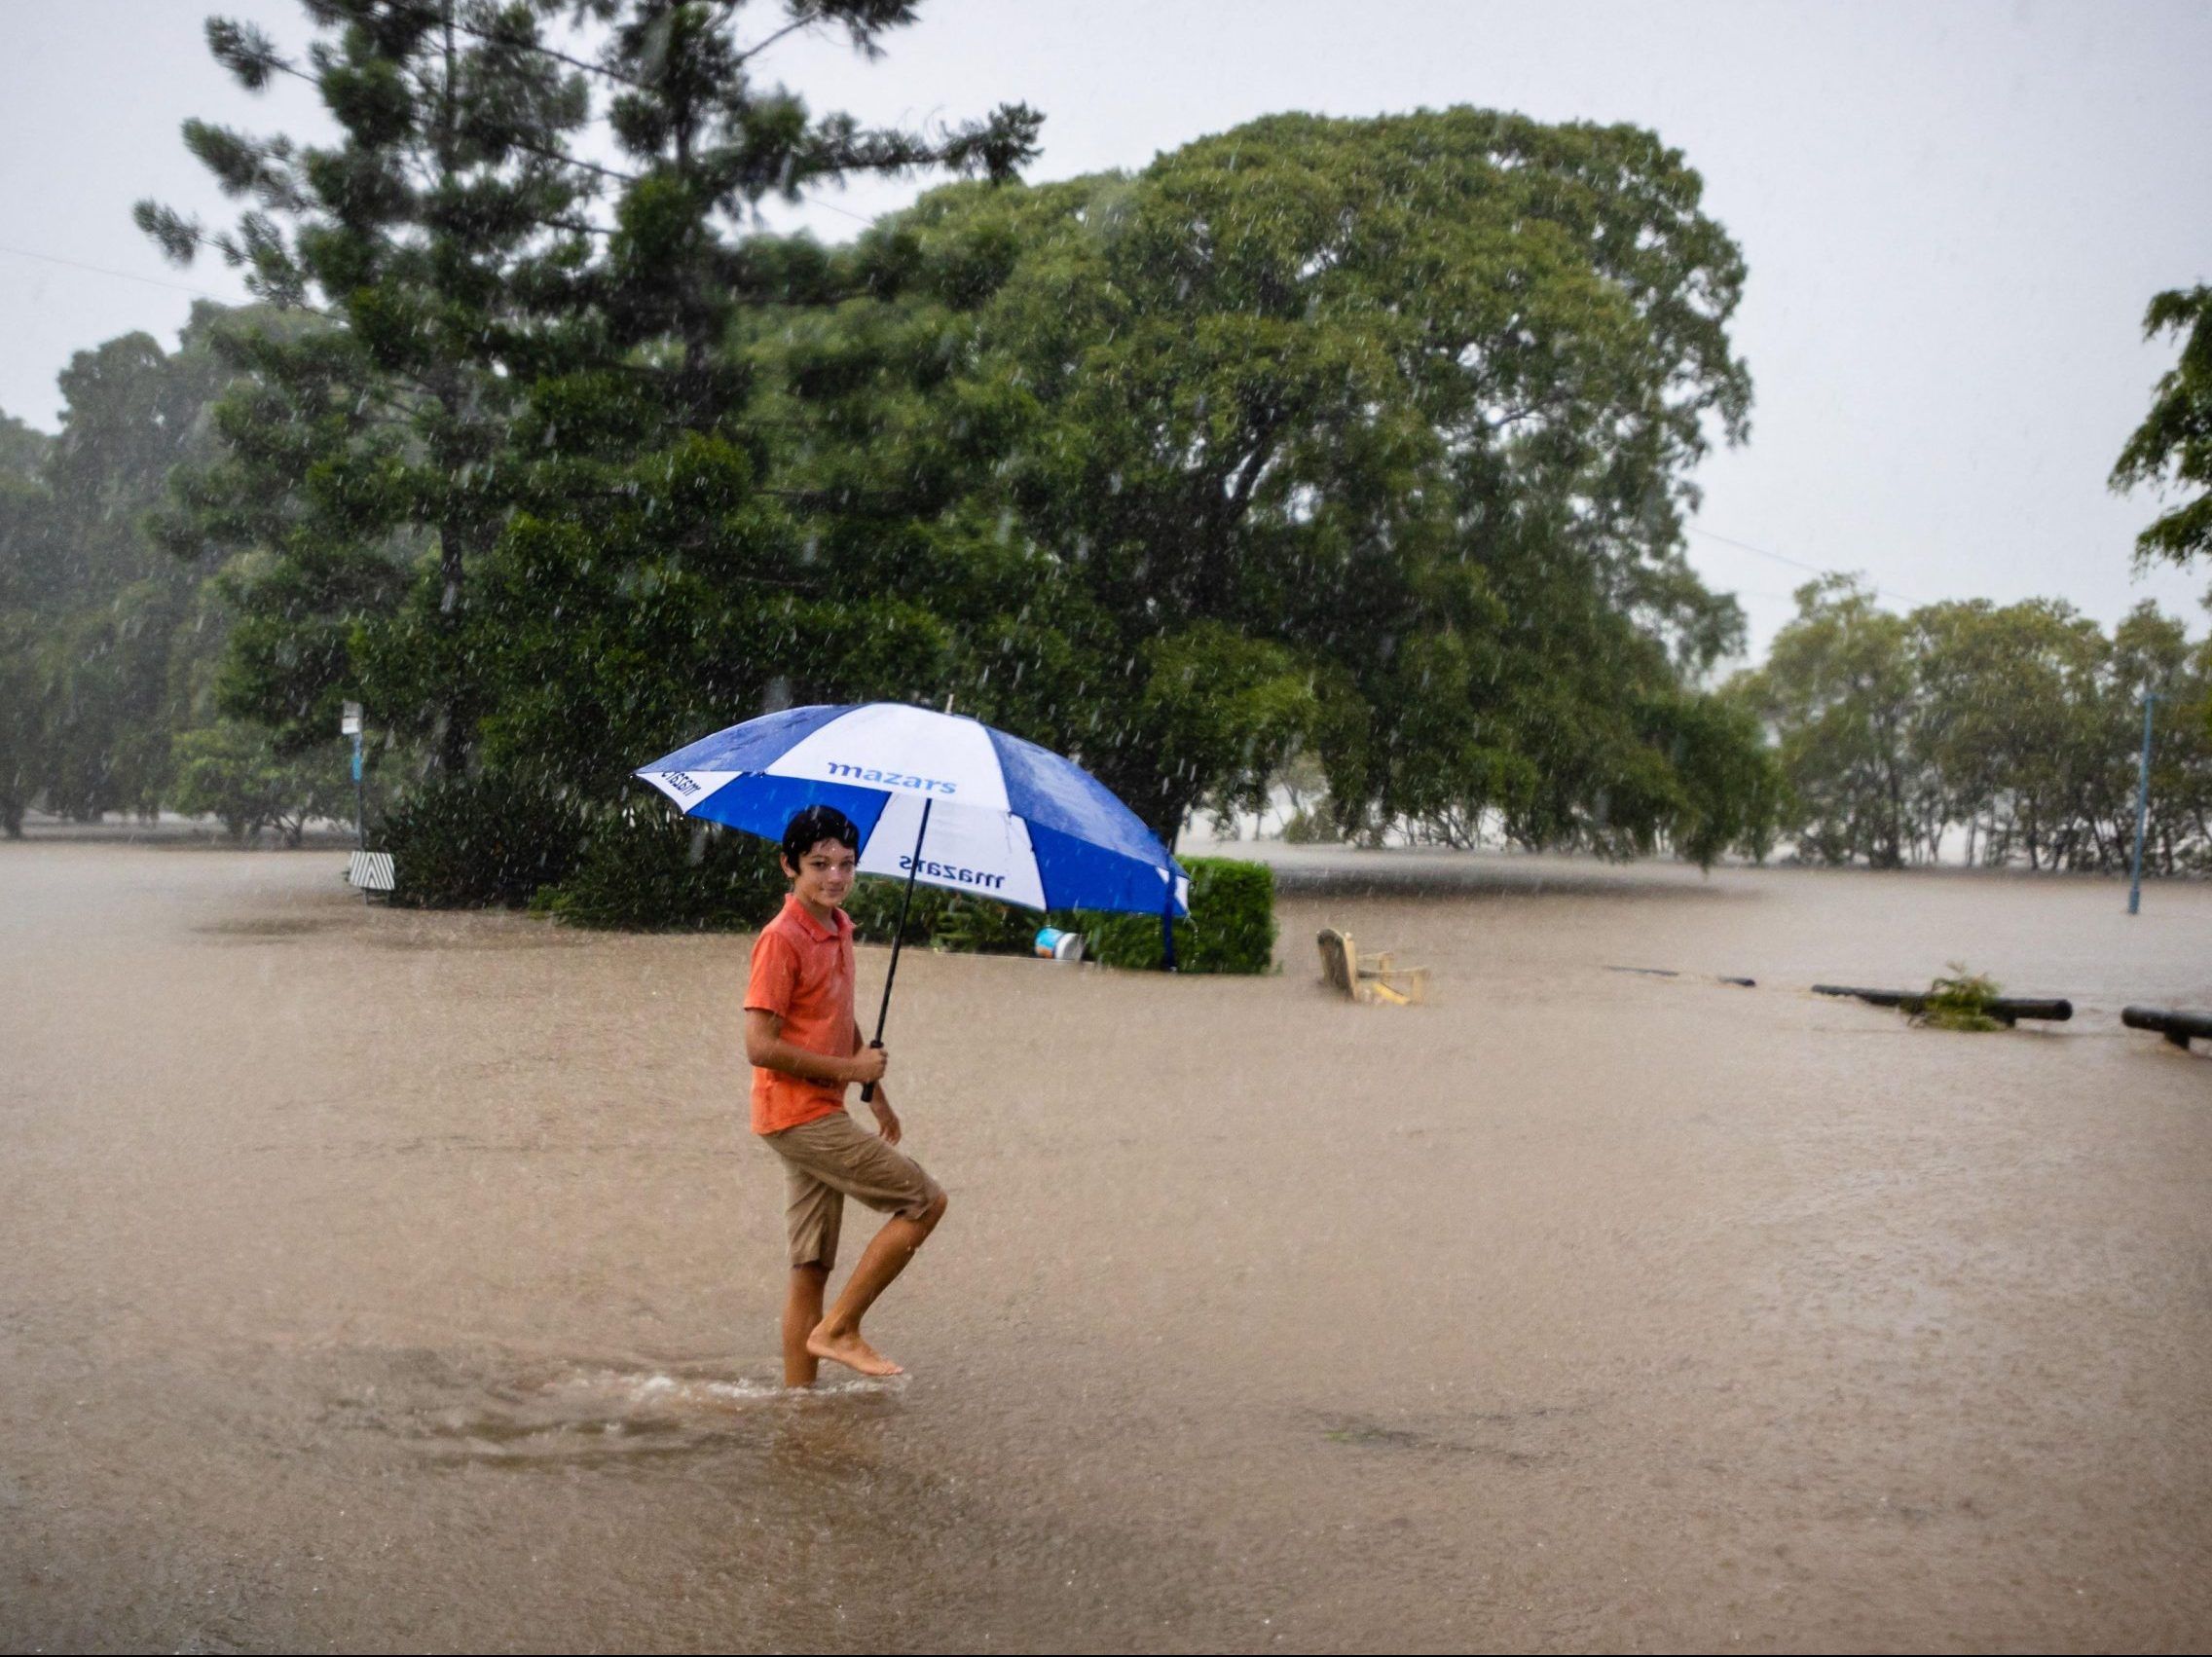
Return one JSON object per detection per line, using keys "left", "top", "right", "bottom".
{"left": 1148, "top": 796, "right": 1193, "bottom": 854}
{"left": 430, "top": 3, "right": 471, "bottom": 782}
{"left": 433, "top": 515, "right": 472, "bottom": 778}
{"left": 2083, "top": 813, "right": 2112, "bottom": 869}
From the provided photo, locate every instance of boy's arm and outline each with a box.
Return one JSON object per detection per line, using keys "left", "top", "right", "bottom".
{"left": 745, "top": 1010, "right": 885, "bottom": 1086}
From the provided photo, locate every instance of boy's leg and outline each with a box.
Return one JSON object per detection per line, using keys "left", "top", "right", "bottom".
{"left": 782, "top": 1264, "right": 829, "bottom": 1387}
{"left": 775, "top": 1152, "right": 842, "bottom": 1388}
{"left": 807, "top": 1189, "right": 948, "bottom": 1378}
{"left": 769, "top": 1112, "right": 946, "bottom": 1378}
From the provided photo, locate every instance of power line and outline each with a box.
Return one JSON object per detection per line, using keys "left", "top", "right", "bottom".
{"left": 0, "top": 242, "right": 238, "bottom": 304}
{"left": 1688, "top": 523, "right": 1922, "bottom": 608}
{"left": 807, "top": 197, "right": 879, "bottom": 227}
{"left": 0, "top": 190, "right": 879, "bottom": 334}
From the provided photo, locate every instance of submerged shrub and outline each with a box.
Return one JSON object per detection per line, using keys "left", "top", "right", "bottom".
{"left": 1280, "top": 804, "right": 1341, "bottom": 844}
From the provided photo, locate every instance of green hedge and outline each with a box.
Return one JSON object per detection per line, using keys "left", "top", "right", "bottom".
{"left": 382, "top": 772, "right": 589, "bottom": 908}
{"left": 844, "top": 880, "right": 1032, "bottom": 952}
{"left": 1080, "top": 858, "right": 1276, "bottom": 974}
{"left": 530, "top": 815, "right": 1276, "bottom": 975}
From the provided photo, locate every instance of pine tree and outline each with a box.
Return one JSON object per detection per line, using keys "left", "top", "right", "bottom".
{"left": 138, "top": 1, "right": 596, "bottom": 767}
{"left": 144, "top": 1, "right": 1039, "bottom": 805}
{"left": 465, "top": 0, "right": 1042, "bottom": 792}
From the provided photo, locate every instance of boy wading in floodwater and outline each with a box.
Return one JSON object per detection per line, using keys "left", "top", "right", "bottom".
{"left": 746, "top": 805, "right": 947, "bottom": 1383}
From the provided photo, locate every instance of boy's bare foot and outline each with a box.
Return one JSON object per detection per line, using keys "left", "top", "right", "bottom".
{"left": 806, "top": 1322, "right": 903, "bottom": 1377}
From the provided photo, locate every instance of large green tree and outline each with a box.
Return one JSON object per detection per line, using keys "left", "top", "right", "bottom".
{"left": 1737, "top": 577, "right": 1919, "bottom": 866}
{"left": 752, "top": 109, "right": 1769, "bottom": 855}
{"left": 0, "top": 414, "right": 53, "bottom": 830}
{"left": 1910, "top": 596, "right": 2109, "bottom": 869}
{"left": 461, "top": 0, "right": 1038, "bottom": 792}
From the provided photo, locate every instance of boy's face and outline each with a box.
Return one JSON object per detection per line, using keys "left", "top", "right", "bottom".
{"left": 784, "top": 837, "right": 858, "bottom": 910}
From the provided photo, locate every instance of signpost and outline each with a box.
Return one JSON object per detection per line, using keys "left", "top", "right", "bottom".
{"left": 338, "top": 702, "right": 394, "bottom": 901}
{"left": 341, "top": 701, "right": 365, "bottom": 855}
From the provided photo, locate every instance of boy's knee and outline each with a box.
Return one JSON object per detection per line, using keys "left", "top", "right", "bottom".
{"left": 921, "top": 1189, "right": 949, "bottom": 1228}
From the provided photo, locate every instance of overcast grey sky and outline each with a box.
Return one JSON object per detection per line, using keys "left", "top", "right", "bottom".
{"left": 2, "top": 0, "right": 2207, "bottom": 657}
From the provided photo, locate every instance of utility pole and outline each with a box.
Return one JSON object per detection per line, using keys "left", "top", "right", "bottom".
{"left": 2127, "top": 689, "right": 2157, "bottom": 916}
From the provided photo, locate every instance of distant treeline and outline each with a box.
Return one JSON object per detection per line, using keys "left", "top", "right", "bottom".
{"left": 1269, "top": 575, "right": 2212, "bottom": 870}
{"left": 2, "top": 2, "right": 2205, "bottom": 888}
{"left": 0, "top": 313, "right": 352, "bottom": 841}
{"left": 1734, "top": 577, "right": 2212, "bottom": 871}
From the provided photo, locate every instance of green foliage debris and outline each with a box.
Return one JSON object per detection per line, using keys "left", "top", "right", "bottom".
{"left": 1913, "top": 965, "right": 2008, "bottom": 1033}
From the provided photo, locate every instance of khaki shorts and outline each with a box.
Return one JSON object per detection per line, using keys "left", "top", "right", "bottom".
{"left": 763, "top": 1110, "right": 943, "bottom": 1270}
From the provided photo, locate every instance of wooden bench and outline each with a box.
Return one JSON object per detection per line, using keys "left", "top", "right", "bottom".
{"left": 1316, "top": 928, "right": 1428, "bottom": 1006}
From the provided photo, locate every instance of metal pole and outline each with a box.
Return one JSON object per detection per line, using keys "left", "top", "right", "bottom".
{"left": 2128, "top": 689, "right": 2156, "bottom": 916}
{"left": 350, "top": 726, "right": 367, "bottom": 905}
{"left": 351, "top": 733, "right": 366, "bottom": 851}
{"left": 861, "top": 796, "right": 932, "bottom": 1103}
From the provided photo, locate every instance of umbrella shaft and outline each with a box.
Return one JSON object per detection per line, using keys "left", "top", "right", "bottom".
{"left": 862, "top": 797, "right": 932, "bottom": 1103}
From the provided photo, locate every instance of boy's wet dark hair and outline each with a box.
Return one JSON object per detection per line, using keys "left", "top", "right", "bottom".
{"left": 780, "top": 804, "right": 860, "bottom": 867}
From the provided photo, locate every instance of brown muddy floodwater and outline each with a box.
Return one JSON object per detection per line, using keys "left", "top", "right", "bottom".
{"left": 3, "top": 841, "right": 2209, "bottom": 1653}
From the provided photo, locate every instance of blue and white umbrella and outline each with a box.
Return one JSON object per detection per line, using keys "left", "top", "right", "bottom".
{"left": 636, "top": 702, "right": 1188, "bottom": 918}
{"left": 636, "top": 703, "right": 1190, "bottom": 1078}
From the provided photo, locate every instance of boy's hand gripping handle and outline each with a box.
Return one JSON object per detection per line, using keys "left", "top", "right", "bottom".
{"left": 861, "top": 1041, "right": 885, "bottom": 1104}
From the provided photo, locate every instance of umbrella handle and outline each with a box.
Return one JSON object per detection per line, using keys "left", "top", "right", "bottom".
{"left": 860, "top": 1041, "right": 884, "bottom": 1104}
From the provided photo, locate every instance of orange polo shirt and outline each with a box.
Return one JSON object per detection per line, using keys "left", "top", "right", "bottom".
{"left": 744, "top": 894, "right": 859, "bottom": 1135}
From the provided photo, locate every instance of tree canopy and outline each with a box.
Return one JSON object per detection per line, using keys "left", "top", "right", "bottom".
{"left": 746, "top": 109, "right": 1769, "bottom": 856}
{"left": 1737, "top": 578, "right": 2212, "bottom": 871}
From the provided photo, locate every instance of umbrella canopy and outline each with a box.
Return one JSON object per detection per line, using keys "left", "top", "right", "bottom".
{"left": 635, "top": 702, "right": 1188, "bottom": 918}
